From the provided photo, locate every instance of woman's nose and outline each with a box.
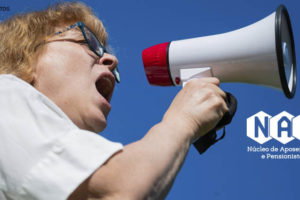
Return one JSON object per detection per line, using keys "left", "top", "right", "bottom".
{"left": 97, "top": 53, "right": 120, "bottom": 83}
{"left": 98, "top": 53, "right": 118, "bottom": 72}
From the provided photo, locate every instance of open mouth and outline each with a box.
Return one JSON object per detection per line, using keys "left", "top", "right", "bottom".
{"left": 95, "top": 73, "right": 115, "bottom": 102}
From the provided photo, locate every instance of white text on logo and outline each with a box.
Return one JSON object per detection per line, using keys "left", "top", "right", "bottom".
{"left": 247, "top": 111, "right": 300, "bottom": 144}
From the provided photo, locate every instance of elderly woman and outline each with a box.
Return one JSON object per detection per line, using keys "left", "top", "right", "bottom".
{"left": 0, "top": 2, "right": 227, "bottom": 200}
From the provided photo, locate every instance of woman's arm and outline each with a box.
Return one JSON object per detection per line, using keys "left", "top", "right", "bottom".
{"left": 69, "top": 77, "right": 228, "bottom": 200}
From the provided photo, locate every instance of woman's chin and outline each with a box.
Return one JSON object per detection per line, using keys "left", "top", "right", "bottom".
{"left": 88, "top": 117, "right": 107, "bottom": 133}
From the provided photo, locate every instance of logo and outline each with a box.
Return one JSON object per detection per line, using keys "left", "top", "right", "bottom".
{"left": 247, "top": 111, "right": 300, "bottom": 144}
{"left": 246, "top": 111, "right": 300, "bottom": 160}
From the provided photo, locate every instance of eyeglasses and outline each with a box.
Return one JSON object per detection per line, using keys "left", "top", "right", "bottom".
{"left": 54, "top": 21, "right": 120, "bottom": 83}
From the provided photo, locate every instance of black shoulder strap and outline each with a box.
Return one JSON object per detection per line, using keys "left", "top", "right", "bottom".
{"left": 193, "top": 92, "right": 237, "bottom": 154}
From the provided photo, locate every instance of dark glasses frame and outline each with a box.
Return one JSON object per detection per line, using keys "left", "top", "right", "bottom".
{"left": 55, "top": 21, "right": 120, "bottom": 83}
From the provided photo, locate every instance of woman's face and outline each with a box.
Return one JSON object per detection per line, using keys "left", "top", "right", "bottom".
{"left": 33, "top": 29, "right": 118, "bottom": 133}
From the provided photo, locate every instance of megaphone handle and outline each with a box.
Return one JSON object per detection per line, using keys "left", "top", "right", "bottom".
{"left": 193, "top": 92, "right": 237, "bottom": 154}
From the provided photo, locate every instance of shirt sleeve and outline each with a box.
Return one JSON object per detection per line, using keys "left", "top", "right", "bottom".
{"left": 20, "top": 129, "right": 123, "bottom": 200}
{"left": 0, "top": 75, "right": 123, "bottom": 200}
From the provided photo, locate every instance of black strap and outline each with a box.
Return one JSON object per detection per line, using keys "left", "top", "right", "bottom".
{"left": 193, "top": 92, "right": 237, "bottom": 154}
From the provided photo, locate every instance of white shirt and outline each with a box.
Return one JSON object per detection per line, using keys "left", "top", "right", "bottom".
{"left": 0, "top": 75, "right": 123, "bottom": 200}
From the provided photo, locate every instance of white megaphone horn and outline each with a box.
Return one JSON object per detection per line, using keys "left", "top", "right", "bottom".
{"left": 142, "top": 5, "right": 296, "bottom": 98}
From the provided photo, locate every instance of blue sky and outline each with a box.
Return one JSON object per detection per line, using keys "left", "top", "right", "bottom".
{"left": 2, "top": 0, "right": 300, "bottom": 199}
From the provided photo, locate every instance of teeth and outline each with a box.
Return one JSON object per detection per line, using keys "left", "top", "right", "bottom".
{"left": 103, "top": 77, "right": 112, "bottom": 88}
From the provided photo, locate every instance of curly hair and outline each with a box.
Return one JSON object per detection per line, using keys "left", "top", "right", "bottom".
{"left": 0, "top": 2, "right": 107, "bottom": 83}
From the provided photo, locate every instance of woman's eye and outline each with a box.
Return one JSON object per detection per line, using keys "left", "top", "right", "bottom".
{"left": 76, "top": 40, "right": 88, "bottom": 45}
{"left": 81, "top": 42, "right": 88, "bottom": 46}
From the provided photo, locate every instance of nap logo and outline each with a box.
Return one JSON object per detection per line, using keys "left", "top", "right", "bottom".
{"left": 247, "top": 111, "right": 300, "bottom": 144}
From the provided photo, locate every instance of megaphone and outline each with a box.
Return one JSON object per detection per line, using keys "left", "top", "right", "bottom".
{"left": 142, "top": 5, "right": 296, "bottom": 98}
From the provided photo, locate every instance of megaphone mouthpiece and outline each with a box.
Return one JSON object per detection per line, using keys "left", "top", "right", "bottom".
{"left": 142, "top": 42, "right": 173, "bottom": 86}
